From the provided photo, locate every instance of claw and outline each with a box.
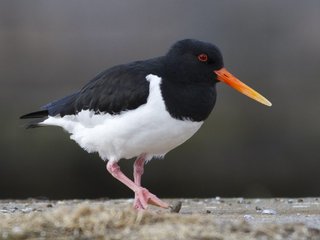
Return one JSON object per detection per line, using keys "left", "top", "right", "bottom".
{"left": 134, "top": 187, "right": 169, "bottom": 209}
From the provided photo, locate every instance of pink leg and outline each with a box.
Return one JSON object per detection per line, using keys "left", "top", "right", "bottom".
{"left": 106, "top": 161, "right": 169, "bottom": 209}
{"left": 133, "top": 154, "right": 146, "bottom": 209}
{"left": 134, "top": 154, "right": 146, "bottom": 186}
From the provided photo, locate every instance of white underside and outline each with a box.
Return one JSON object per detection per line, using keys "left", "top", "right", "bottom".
{"left": 41, "top": 74, "right": 203, "bottom": 161}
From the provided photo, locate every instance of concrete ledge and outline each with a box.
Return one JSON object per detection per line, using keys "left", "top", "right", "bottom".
{"left": 0, "top": 198, "right": 319, "bottom": 239}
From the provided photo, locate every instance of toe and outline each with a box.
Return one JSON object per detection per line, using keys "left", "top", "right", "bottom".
{"left": 134, "top": 187, "right": 169, "bottom": 209}
{"left": 133, "top": 196, "right": 145, "bottom": 210}
{"left": 135, "top": 189, "right": 149, "bottom": 209}
{"left": 141, "top": 188, "right": 169, "bottom": 209}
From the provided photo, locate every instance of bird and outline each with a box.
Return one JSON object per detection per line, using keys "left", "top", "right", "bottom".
{"left": 20, "top": 39, "right": 272, "bottom": 210}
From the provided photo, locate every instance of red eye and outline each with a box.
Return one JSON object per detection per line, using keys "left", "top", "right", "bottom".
{"left": 198, "top": 53, "right": 208, "bottom": 62}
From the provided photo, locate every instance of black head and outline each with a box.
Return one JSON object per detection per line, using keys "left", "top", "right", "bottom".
{"left": 164, "top": 39, "right": 224, "bottom": 84}
{"left": 163, "top": 39, "right": 272, "bottom": 107}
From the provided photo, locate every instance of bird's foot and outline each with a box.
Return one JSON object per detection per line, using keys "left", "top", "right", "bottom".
{"left": 133, "top": 187, "right": 169, "bottom": 210}
{"left": 133, "top": 196, "right": 144, "bottom": 210}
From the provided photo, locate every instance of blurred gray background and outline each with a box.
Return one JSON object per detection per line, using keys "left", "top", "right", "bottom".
{"left": 1, "top": 0, "right": 320, "bottom": 199}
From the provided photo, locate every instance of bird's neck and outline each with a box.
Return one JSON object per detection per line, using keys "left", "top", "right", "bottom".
{"left": 160, "top": 80, "right": 217, "bottom": 122}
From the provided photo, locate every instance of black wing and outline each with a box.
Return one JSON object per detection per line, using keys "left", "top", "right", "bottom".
{"left": 44, "top": 62, "right": 150, "bottom": 116}
{"left": 20, "top": 59, "right": 163, "bottom": 124}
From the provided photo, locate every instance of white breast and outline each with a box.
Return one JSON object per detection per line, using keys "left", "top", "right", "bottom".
{"left": 41, "top": 74, "right": 203, "bottom": 161}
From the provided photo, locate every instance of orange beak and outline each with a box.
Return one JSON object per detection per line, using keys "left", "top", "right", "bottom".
{"left": 214, "top": 68, "right": 272, "bottom": 107}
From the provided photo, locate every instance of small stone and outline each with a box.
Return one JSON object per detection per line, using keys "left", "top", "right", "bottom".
{"left": 21, "top": 207, "right": 33, "bottom": 213}
{"left": 255, "top": 206, "right": 262, "bottom": 211}
{"left": 261, "top": 209, "right": 277, "bottom": 215}
{"left": 170, "top": 201, "right": 182, "bottom": 213}
{"left": 244, "top": 214, "right": 254, "bottom": 221}
{"left": 11, "top": 207, "right": 18, "bottom": 213}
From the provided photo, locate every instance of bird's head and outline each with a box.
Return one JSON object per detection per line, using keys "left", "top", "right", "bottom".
{"left": 165, "top": 39, "right": 272, "bottom": 107}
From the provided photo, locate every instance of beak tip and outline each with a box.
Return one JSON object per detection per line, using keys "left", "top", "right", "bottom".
{"left": 263, "top": 100, "right": 272, "bottom": 107}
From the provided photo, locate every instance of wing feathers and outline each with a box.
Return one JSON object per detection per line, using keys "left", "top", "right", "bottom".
{"left": 20, "top": 58, "right": 163, "bottom": 126}
{"left": 20, "top": 110, "right": 48, "bottom": 119}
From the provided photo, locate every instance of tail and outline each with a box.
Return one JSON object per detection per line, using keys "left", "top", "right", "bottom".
{"left": 20, "top": 110, "right": 49, "bottom": 129}
{"left": 20, "top": 92, "right": 78, "bottom": 129}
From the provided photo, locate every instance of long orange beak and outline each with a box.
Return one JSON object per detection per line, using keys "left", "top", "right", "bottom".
{"left": 214, "top": 68, "right": 272, "bottom": 107}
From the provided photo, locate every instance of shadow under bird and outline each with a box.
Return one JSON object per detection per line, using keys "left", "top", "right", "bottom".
{"left": 21, "top": 39, "right": 272, "bottom": 210}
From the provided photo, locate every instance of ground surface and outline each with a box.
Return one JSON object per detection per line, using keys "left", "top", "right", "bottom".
{"left": 0, "top": 198, "right": 319, "bottom": 239}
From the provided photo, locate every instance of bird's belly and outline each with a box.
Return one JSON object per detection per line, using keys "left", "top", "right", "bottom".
{"left": 45, "top": 108, "right": 202, "bottom": 161}
{"left": 115, "top": 113, "right": 203, "bottom": 160}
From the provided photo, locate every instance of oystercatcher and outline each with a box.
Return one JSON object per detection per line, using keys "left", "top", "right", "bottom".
{"left": 21, "top": 39, "right": 271, "bottom": 209}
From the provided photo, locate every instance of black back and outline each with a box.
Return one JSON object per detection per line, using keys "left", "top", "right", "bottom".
{"left": 21, "top": 58, "right": 165, "bottom": 120}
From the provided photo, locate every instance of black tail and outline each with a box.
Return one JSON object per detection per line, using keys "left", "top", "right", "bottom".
{"left": 20, "top": 110, "right": 49, "bottom": 129}
{"left": 20, "top": 92, "right": 78, "bottom": 128}
{"left": 20, "top": 110, "right": 49, "bottom": 119}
